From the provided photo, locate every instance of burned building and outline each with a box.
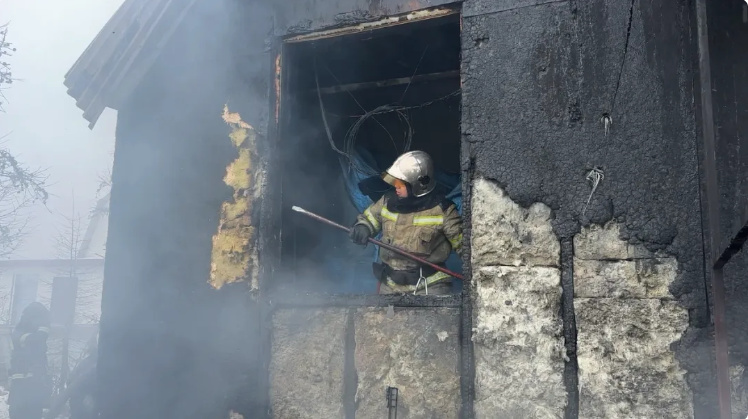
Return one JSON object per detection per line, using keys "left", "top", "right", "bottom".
{"left": 63, "top": 0, "right": 748, "bottom": 418}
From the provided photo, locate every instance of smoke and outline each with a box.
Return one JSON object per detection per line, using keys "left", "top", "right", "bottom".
{"left": 89, "top": 0, "right": 276, "bottom": 417}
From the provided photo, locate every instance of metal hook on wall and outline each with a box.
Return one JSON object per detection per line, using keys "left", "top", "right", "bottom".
{"left": 582, "top": 167, "right": 605, "bottom": 215}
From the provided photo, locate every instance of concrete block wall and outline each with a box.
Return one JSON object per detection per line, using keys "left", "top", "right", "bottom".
{"left": 270, "top": 309, "right": 347, "bottom": 419}
{"left": 574, "top": 223, "right": 692, "bottom": 418}
{"left": 270, "top": 308, "right": 460, "bottom": 419}
{"left": 267, "top": 184, "right": 697, "bottom": 419}
{"left": 470, "top": 179, "right": 694, "bottom": 418}
{"left": 471, "top": 178, "right": 566, "bottom": 418}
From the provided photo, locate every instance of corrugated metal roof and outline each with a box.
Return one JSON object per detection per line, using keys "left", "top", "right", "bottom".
{"left": 64, "top": 0, "right": 199, "bottom": 129}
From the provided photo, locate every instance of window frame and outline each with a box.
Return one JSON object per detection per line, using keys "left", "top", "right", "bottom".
{"left": 257, "top": 4, "right": 476, "bottom": 418}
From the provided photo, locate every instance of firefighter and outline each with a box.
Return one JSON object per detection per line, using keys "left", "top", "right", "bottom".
{"left": 67, "top": 333, "right": 97, "bottom": 419}
{"left": 8, "top": 302, "right": 51, "bottom": 419}
{"left": 44, "top": 331, "right": 98, "bottom": 419}
{"left": 349, "top": 150, "right": 463, "bottom": 295}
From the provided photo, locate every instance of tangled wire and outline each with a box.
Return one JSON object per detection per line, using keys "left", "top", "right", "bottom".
{"left": 314, "top": 59, "right": 459, "bottom": 177}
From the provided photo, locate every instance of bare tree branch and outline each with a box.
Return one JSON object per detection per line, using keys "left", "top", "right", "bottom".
{"left": 50, "top": 200, "right": 87, "bottom": 395}
{"left": 0, "top": 22, "right": 16, "bottom": 113}
{"left": 0, "top": 24, "right": 48, "bottom": 258}
{"left": 0, "top": 146, "right": 49, "bottom": 257}
{"left": 95, "top": 167, "right": 112, "bottom": 199}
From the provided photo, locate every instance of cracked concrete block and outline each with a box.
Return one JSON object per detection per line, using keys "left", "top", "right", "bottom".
{"left": 576, "top": 298, "right": 692, "bottom": 419}
{"left": 354, "top": 307, "right": 460, "bottom": 419}
{"left": 732, "top": 364, "right": 748, "bottom": 419}
{"left": 270, "top": 309, "right": 347, "bottom": 419}
{"left": 471, "top": 178, "right": 560, "bottom": 268}
{"left": 574, "top": 222, "right": 655, "bottom": 260}
{"left": 574, "top": 257, "right": 677, "bottom": 299}
{"left": 473, "top": 266, "right": 566, "bottom": 418}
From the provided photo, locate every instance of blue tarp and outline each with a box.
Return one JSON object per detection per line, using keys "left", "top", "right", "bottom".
{"left": 331, "top": 149, "right": 464, "bottom": 293}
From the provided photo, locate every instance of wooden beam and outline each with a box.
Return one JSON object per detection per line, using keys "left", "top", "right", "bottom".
{"left": 284, "top": 7, "right": 458, "bottom": 43}
{"left": 313, "top": 70, "right": 459, "bottom": 95}
{"left": 695, "top": 0, "right": 732, "bottom": 416}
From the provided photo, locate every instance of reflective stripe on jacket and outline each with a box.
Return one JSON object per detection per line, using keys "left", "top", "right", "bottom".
{"left": 355, "top": 194, "right": 463, "bottom": 271}
{"left": 384, "top": 270, "right": 451, "bottom": 293}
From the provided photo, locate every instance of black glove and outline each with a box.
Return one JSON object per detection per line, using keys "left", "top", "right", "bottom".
{"left": 350, "top": 224, "right": 371, "bottom": 245}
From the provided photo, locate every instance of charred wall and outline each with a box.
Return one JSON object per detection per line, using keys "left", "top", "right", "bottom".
{"left": 268, "top": 0, "right": 709, "bottom": 417}
{"left": 460, "top": 0, "right": 709, "bottom": 417}
{"left": 98, "top": 0, "right": 273, "bottom": 418}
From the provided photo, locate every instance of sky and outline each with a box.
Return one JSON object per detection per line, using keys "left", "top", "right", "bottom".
{"left": 0, "top": 0, "right": 125, "bottom": 259}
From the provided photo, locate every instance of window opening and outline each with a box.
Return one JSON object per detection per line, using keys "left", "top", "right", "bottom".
{"left": 50, "top": 276, "right": 79, "bottom": 327}
{"left": 277, "top": 12, "right": 463, "bottom": 295}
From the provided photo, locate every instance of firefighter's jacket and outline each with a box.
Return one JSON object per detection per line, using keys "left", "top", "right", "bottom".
{"left": 10, "top": 323, "right": 50, "bottom": 379}
{"left": 355, "top": 192, "right": 463, "bottom": 272}
{"left": 8, "top": 308, "right": 51, "bottom": 415}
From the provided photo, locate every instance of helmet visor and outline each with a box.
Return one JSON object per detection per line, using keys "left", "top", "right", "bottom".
{"left": 382, "top": 172, "right": 403, "bottom": 187}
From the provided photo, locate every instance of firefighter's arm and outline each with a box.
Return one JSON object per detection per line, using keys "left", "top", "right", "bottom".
{"left": 442, "top": 203, "right": 464, "bottom": 256}
{"left": 355, "top": 196, "right": 385, "bottom": 236}
{"left": 20, "top": 326, "right": 50, "bottom": 348}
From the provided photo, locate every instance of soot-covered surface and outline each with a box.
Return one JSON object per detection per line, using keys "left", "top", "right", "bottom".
{"left": 460, "top": 0, "right": 711, "bottom": 415}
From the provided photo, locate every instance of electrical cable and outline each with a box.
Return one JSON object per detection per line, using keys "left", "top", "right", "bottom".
{"left": 314, "top": 61, "right": 461, "bottom": 179}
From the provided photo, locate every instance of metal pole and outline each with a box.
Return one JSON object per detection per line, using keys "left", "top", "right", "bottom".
{"left": 291, "top": 206, "right": 465, "bottom": 281}
{"left": 386, "top": 386, "right": 398, "bottom": 419}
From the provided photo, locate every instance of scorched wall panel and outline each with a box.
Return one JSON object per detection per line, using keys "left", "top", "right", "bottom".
{"left": 461, "top": 0, "right": 707, "bottom": 416}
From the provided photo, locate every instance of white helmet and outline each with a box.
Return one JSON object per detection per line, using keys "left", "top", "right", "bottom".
{"left": 382, "top": 150, "right": 435, "bottom": 197}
